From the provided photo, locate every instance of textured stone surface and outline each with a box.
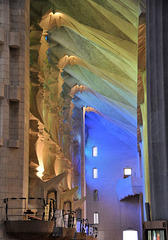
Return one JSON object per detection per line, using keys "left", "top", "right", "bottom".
{"left": 9, "top": 32, "right": 20, "bottom": 48}
{"left": 0, "top": 29, "right": 4, "bottom": 44}
{"left": 9, "top": 86, "right": 20, "bottom": 102}
{"left": 0, "top": 0, "right": 30, "bottom": 239}
{"left": 147, "top": 0, "right": 168, "bottom": 220}
{"left": 0, "top": 137, "right": 3, "bottom": 146}
{"left": 8, "top": 139, "right": 19, "bottom": 148}
{"left": 0, "top": 83, "right": 4, "bottom": 98}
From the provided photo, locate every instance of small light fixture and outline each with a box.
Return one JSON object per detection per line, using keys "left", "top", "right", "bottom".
{"left": 92, "top": 146, "right": 98, "bottom": 157}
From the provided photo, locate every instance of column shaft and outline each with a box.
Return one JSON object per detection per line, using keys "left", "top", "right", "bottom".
{"left": 146, "top": 0, "right": 168, "bottom": 220}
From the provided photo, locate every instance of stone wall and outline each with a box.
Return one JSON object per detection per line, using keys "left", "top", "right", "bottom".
{"left": 85, "top": 112, "right": 142, "bottom": 240}
{"left": 0, "top": 0, "right": 30, "bottom": 239}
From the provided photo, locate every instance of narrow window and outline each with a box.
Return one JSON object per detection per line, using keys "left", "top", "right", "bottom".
{"left": 93, "top": 189, "right": 98, "bottom": 201}
{"left": 124, "top": 168, "right": 132, "bottom": 178}
{"left": 93, "top": 168, "right": 98, "bottom": 178}
{"left": 94, "top": 212, "right": 99, "bottom": 224}
{"left": 92, "top": 146, "right": 98, "bottom": 157}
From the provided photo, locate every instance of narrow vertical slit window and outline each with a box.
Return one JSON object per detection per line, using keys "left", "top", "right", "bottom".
{"left": 94, "top": 212, "right": 99, "bottom": 224}
{"left": 93, "top": 189, "right": 98, "bottom": 201}
{"left": 92, "top": 146, "right": 98, "bottom": 157}
{"left": 93, "top": 168, "right": 98, "bottom": 179}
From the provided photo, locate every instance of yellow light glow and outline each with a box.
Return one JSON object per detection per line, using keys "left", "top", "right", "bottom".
{"left": 35, "top": 138, "right": 45, "bottom": 179}
{"left": 54, "top": 12, "right": 61, "bottom": 16}
{"left": 36, "top": 165, "right": 44, "bottom": 179}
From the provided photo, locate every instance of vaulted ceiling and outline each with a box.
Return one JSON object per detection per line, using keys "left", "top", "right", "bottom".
{"left": 30, "top": 0, "right": 144, "bottom": 133}
{"left": 29, "top": 0, "right": 145, "bottom": 188}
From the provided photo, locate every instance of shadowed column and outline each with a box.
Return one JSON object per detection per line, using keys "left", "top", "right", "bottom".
{"left": 146, "top": 0, "right": 168, "bottom": 220}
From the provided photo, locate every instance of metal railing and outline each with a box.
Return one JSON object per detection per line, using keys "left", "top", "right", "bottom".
{"left": 3, "top": 197, "right": 55, "bottom": 221}
{"left": 3, "top": 198, "right": 98, "bottom": 238}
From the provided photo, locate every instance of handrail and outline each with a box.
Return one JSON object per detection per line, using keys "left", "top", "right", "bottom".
{"left": 4, "top": 197, "right": 48, "bottom": 221}
{"left": 3, "top": 198, "right": 98, "bottom": 238}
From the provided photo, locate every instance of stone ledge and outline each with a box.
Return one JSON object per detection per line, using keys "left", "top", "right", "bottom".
{"left": 9, "top": 32, "right": 20, "bottom": 48}
{"left": 0, "top": 137, "right": 3, "bottom": 147}
{"left": 9, "top": 86, "right": 20, "bottom": 102}
{"left": 8, "top": 139, "right": 19, "bottom": 148}
{"left": 0, "top": 29, "right": 4, "bottom": 45}
{"left": 0, "top": 83, "right": 4, "bottom": 98}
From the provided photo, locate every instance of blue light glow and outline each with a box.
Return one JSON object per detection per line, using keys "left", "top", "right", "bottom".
{"left": 85, "top": 111, "right": 137, "bottom": 195}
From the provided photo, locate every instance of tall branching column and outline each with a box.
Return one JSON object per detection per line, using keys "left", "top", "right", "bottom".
{"left": 81, "top": 107, "right": 86, "bottom": 218}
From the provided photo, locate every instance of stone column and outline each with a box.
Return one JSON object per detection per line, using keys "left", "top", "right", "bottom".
{"left": 146, "top": 0, "right": 168, "bottom": 220}
{"left": 81, "top": 107, "right": 86, "bottom": 218}
{"left": 0, "top": 0, "right": 30, "bottom": 239}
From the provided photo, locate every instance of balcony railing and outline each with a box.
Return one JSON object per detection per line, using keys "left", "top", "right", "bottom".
{"left": 3, "top": 197, "right": 98, "bottom": 240}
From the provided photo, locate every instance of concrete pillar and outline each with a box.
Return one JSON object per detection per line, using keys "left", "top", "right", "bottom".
{"left": 146, "top": 0, "right": 168, "bottom": 220}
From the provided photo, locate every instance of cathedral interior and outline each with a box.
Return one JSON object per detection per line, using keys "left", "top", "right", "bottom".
{"left": 0, "top": 0, "right": 168, "bottom": 240}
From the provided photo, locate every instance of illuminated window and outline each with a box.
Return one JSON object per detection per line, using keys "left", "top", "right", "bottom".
{"left": 123, "top": 230, "right": 138, "bottom": 240}
{"left": 93, "top": 168, "right": 98, "bottom": 178}
{"left": 124, "top": 168, "right": 132, "bottom": 178}
{"left": 92, "top": 146, "right": 98, "bottom": 157}
{"left": 94, "top": 212, "right": 99, "bottom": 224}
